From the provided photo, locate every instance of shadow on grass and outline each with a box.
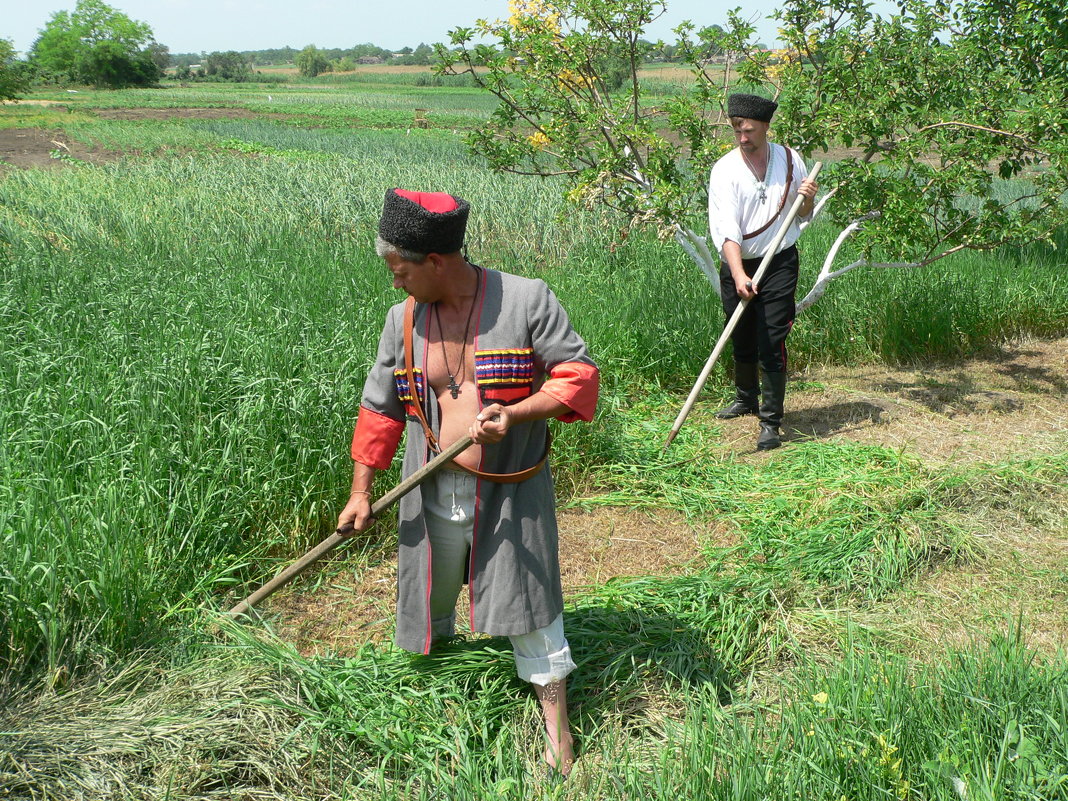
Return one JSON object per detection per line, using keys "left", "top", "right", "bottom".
{"left": 408, "top": 598, "right": 735, "bottom": 772}
{"left": 992, "top": 351, "right": 1068, "bottom": 395}
{"left": 416, "top": 602, "right": 733, "bottom": 694}
{"left": 786, "top": 400, "right": 889, "bottom": 439}
{"left": 410, "top": 570, "right": 755, "bottom": 738}
{"left": 566, "top": 602, "right": 734, "bottom": 728}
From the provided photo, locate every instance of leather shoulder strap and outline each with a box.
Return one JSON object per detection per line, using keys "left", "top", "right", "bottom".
{"left": 742, "top": 145, "right": 794, "bottom": 241}
{"left": 404, "top": 296, "right": 440, "bottom": 452}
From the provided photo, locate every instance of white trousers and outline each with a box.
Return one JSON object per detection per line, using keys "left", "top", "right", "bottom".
{"left": 422, "top": 469, "right": 577, "bottom": 686}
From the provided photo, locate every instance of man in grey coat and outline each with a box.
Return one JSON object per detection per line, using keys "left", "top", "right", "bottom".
{"left": 338, "top": 188, "right": 599, "bottom": 777}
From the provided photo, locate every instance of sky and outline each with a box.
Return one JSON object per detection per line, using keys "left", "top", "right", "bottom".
{"left": 4, "top": 0, "right": 839, "bottom": 57}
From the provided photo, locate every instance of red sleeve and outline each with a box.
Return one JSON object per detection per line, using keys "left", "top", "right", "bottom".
{"left": 350, "top": 406, "right": 404, "bottom": 469}
{"left": 540, "top": 362, "right": 599, "bottom": 423}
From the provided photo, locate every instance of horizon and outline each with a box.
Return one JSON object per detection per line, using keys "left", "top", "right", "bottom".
{"left": 3, "top": 0, "right": 874, "bottom": 59}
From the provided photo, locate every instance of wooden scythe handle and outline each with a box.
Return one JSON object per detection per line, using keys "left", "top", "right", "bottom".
{"left": 227, "top": 435, "right": 475, "bottom": 619}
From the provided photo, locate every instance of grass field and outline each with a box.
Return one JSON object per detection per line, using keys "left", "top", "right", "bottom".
{"left": 1, "top": 77, "right": 1066, "bottom": 800}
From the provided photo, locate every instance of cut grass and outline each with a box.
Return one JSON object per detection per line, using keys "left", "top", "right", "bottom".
{"left": 1, "top": 84, "right": 1066, "bottom": 800}
{"left": 4, "top": 603, "right": 1063, "bottom": 800}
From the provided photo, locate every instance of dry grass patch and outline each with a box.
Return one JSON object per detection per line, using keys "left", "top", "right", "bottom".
{"left": 740, "top": 337, "right": 1068, "bottom": 465}
{"left": 872, "top": 496, "right": 1068, "bottom": 659}
{"left": 557, "top": 504, "right": 724, "bottom": 592}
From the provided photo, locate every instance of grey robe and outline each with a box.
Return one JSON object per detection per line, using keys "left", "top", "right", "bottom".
{"left": 353, "top": 268, "right": 598, "bottom": 654}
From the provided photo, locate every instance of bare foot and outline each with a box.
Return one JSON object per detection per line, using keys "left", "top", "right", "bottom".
{"left": 535, "top": 679, "right": 575, "bottom": 778}
{"left": 544, "top": 735, "right": 575, "bottom": 777}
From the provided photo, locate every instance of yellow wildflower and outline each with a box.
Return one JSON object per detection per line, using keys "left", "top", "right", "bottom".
{"left": 508, "top": 0, "right": 560, "bottom": 33}
{"left": 527, "top": 131, "right": 551, "bottom": 149}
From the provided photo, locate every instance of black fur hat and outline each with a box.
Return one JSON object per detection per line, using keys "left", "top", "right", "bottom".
{"left": 378, "top": 188, "right": 470, "bottom": 254}
{"left": 727, "top": 93, "right": 777, "bottom": 123}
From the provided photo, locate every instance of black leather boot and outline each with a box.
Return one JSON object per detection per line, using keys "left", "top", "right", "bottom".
{"left": 757, "top": 371, "right": 787, "bottom": 450}
{"left": 716, "top": 361, "right": 759, "bottom": 419}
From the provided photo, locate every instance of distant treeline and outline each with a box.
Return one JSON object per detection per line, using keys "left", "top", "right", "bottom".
{"left": 170, "top": 42, "right": 437, "bottom": 70}
{"left": 163, "top": 34, "right": 731, "bottom": 83}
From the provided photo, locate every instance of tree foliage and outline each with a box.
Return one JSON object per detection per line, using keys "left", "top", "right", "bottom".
{"left": 393, "top": 43, "right": 436, "bottom": 66}
{"left": 204, "top": 51, "right": 253, "bottom": 81}
{"left": 438, "top": 0, "right": 1068, "bottom": 309}
{"left": 296, "top": 45, "right": 331, "bottom": 77}
{"left": 29, "top": 0, "right": 162, "bottom": 88}
{"left": 0, "top": 39, "right": 30, "bottom": 102}
{"left": 757, "top": 0, "right": 1068, "bottom": 305}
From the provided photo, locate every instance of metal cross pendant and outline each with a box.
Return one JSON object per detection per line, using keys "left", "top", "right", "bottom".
{"left": 447, "top": 376, "right": 461, "bottom": 399}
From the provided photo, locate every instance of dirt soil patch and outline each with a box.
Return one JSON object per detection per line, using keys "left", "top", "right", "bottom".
{"left": 265, "top": 506, "right": 723, "bottom": 656}
{"left": 0, "top": 127, "right": 122, "bottom": 171}
{"left": 710, "top": 338, "right": 1068, "bottom": 464}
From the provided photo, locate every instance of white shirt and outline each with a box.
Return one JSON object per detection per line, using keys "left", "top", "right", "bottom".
{"left": 708, "top": 143, "right": 810, "bottom": 260}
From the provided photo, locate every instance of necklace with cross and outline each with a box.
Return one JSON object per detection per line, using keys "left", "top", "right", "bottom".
{"left": 433, "top": 267, "right": 481, "bottom": 399}
{"left": 741, "top": 145, "right": 772, "bottom": 204}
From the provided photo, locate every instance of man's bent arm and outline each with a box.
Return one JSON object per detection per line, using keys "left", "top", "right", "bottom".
{"left": 470, "top": 392, "right": 571, "bottom": 444}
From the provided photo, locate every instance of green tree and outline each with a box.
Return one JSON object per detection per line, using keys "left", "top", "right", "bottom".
{"left": 145, "top": 42, "right": 170, "bottom": 73}
{"left": 0, "top": 38, "right": 30, "bottom": 101}
{"left": 438, "top": 0, "right": 1067, "bottom": 309}
{"left": 204, "top": 50, "right": 252, "bottom": 81}
{"left": 743, "top": 0, "right": 1068, "bottom": 307}
{"left": 295, "top": 44, "right": 331, "bottom": 77}
{"left": 401, "top": 43, "right": 435, "bottom": 66}
{"left": 350, "top": 42, "right": 393, "bottom": 62}
{"left": 29, "top": 0, "right": 162, "bottom": 87}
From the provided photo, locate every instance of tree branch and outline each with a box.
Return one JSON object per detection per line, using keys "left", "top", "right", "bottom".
{"left": 916, "top": 121, "right": 1051, "bottom": 159}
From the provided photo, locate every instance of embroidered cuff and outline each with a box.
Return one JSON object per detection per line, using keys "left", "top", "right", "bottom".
{"left": 350, "top": 406, "right": 404, "bottom": 469}
{"left": 541, "top": 362, "right": 599, "bottom": 423}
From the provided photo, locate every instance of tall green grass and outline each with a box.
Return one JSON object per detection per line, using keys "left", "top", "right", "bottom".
{"left": 591, "top": 631, "right": 1068, "bottom": 801}
{"left": 1, "top": 121, "right": 1066, "bottom": 682}
{"left": 794, "top": 225, "right": 1068, "bottom": 365}
{"left": 1, "top": 105, "right": 1066, "bottom": 798}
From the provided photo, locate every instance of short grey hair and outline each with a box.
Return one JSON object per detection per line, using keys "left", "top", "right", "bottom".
{"left": 375, "top": 235, "right": 427, "bottom": 264}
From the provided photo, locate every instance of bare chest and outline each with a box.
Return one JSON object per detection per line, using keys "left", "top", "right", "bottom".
{"left": 425, "top": 304, "right": 477, "bottom": 400}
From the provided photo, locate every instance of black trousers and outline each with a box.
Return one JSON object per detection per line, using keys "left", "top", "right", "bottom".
{"left": 719, "top": 245, "right": 799, "bottom": 374}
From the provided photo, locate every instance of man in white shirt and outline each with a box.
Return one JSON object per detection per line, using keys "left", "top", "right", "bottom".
{"left": 707, "top": 93, "right": 818, "bottom": 450}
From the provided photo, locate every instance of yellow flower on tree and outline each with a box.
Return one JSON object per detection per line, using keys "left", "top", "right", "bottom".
{"left": 508, "top": 0, "right": 561, "bottom": 33}
{"left": 528, "top": 131, "right": 552, "bottom": 149}
{"left": 557, "top": 67, "right": 593, "bottom": 90}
